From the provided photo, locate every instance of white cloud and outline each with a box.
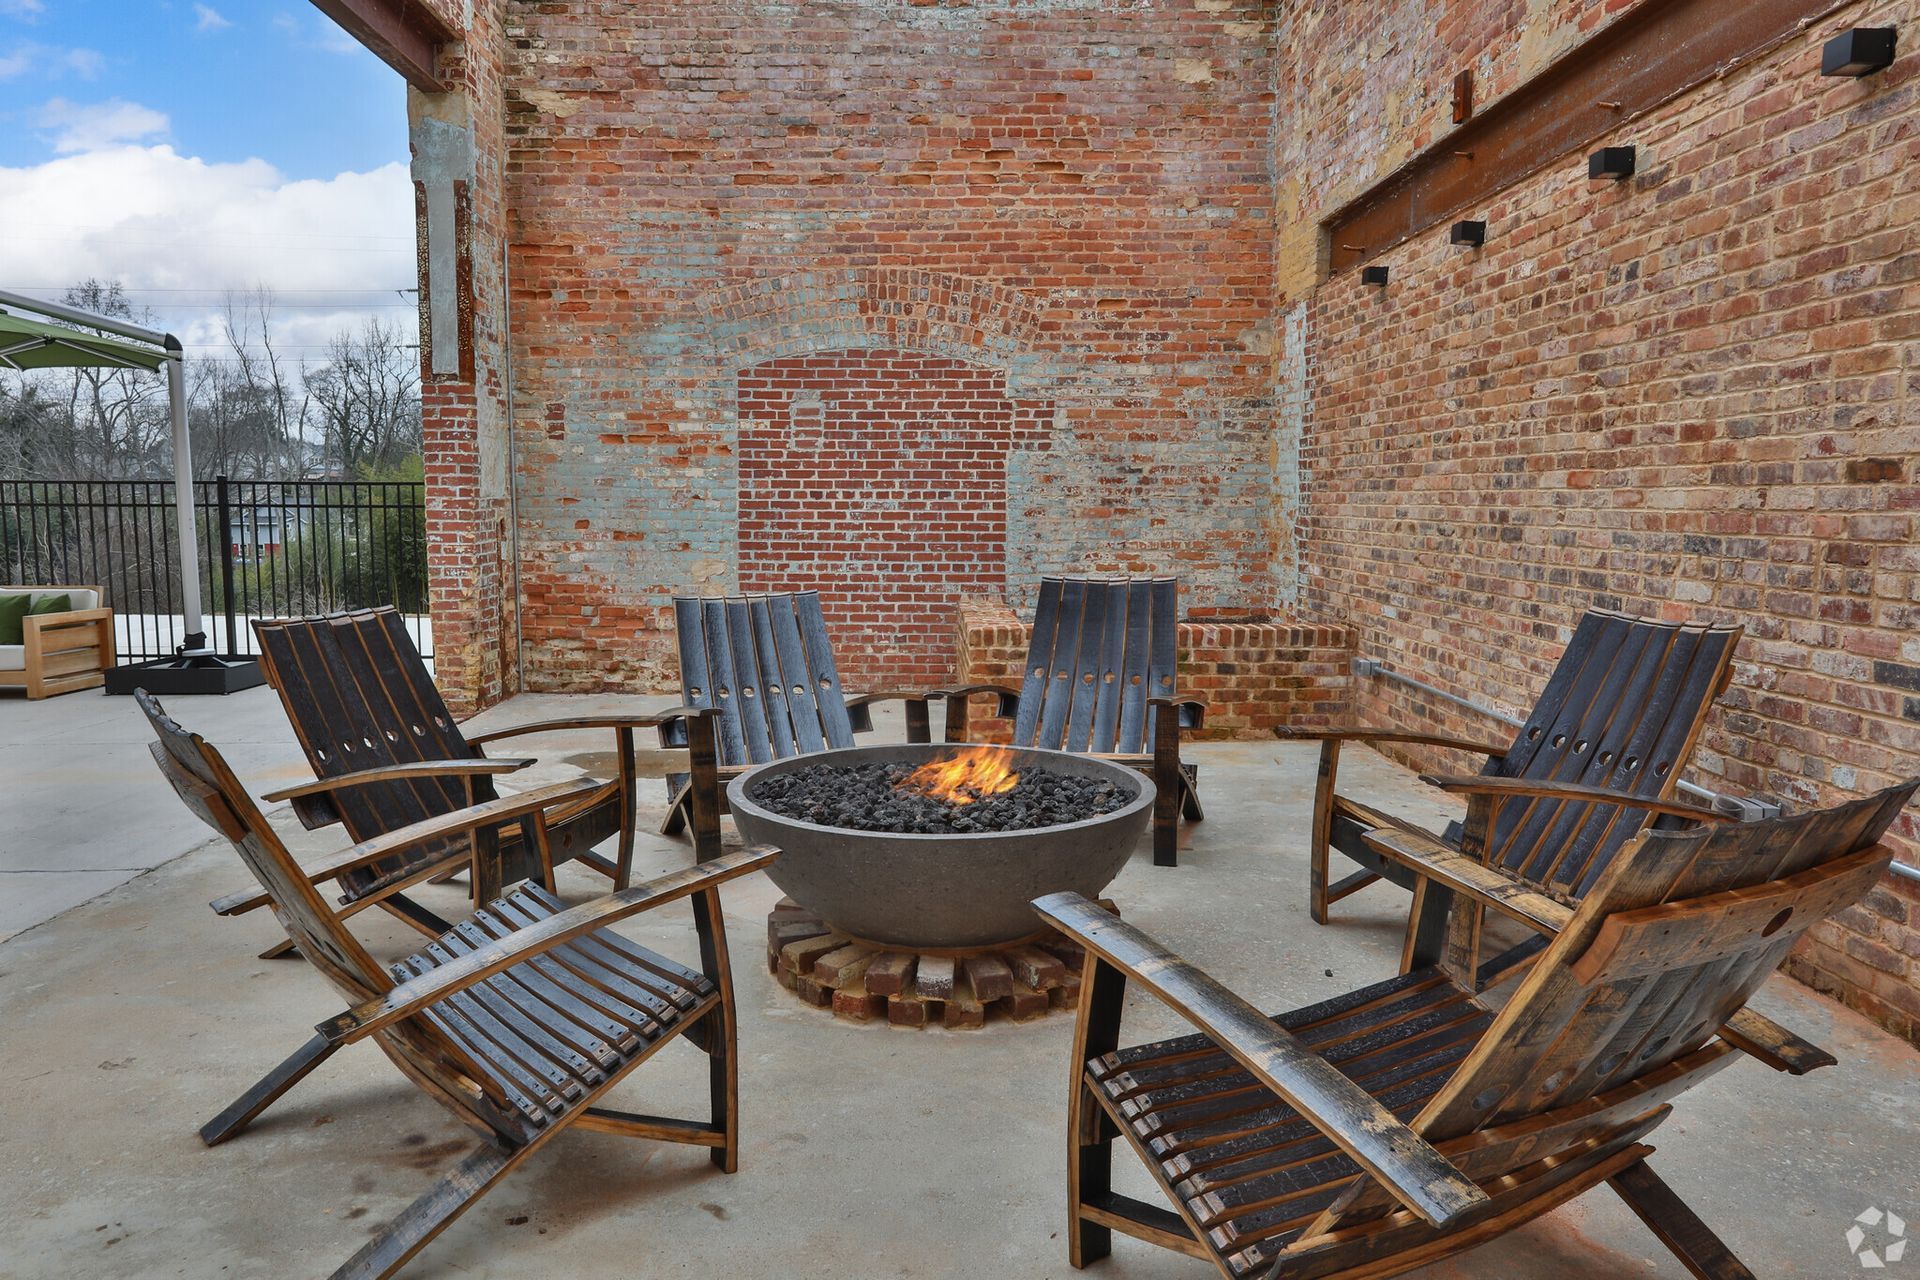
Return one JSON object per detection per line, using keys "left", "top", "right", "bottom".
{"left": 37, "top": 97, "right": 170, "bottom": 153}
{"left": 0, "top": 0, "right": 47, "bottom": 19}
{"left": 0, "top": 144, "right": 417, "bottom": 360}
{"left": 0, "top": 41, "right": 101, "bottom": 80}
{"left": 193, "top": 4, "right": 231, "bottom": 33}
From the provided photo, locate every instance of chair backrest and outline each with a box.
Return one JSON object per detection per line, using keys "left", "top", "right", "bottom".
{"left": 1428, "top": 779, "right": 1912, "bottom": 1140}
{"left": 1479, "top": 610, "right": 1741, "bottom": 899}
{"left": 137, "top": 689, "right": 393, "bottom": 1002}
{"left": 673, "top": 592, "right": 856, "bottom": 767}
{"left": 1012, "top": 576, "right": 1179, "bottom": 755}
{"left": 253, "top": 608, "right": 478, "bottom": 890}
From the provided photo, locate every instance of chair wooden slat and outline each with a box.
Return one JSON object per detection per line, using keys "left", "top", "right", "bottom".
{"left": 698, "top": 598, "right": 749, "bottom": 764}
{"left": 724, "top": 598, "right": 774, "bottom": 764}
{"left": 795, "top": 591, "right": 857, "bottom": 750}
{"left": 767, "top": 595, "right": 827, "bottom": 754}
{"left": 1090, "top": 583, "right": 1130, "bottom": 752}
{"left": 1037, "top": 577, "right": 1085, "bottom": 749}
{"left": 1115, "top": 579, "right": 1153, "bottom": 751}
{"left": 748, "top": 596, "right": 797, "bottom": 759}
{"left": 1145, "top": 577, "right": 1178, "bottom": 746}
{"left": 1067, "top": 584, "right": 1109, "bottom": 749}
{"left": 1014, "top": 577, "right": 1062, "bottom": 747}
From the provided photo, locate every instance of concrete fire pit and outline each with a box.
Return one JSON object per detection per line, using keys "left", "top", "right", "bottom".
{"left": 727, "top": 743, "right": 1153, "bottom": 950}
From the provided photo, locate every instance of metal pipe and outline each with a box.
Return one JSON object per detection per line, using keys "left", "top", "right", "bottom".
{"left": 0, "top": 287, "right": 170, "bottom": 347}
{"left": 1349, "top": 655, "right": 1786, "bottom": 819}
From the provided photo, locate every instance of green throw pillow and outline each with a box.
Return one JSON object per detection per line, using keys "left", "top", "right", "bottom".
{"left": 0, "top": 593, "right": 27, "bottom": 646}
{"left": 29, "top": 593, "right": 72, "bottom": 620}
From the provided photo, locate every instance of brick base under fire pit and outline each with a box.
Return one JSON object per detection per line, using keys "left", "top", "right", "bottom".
{"left": 765, "top": 898, "right": 1105, "bottom": 1029}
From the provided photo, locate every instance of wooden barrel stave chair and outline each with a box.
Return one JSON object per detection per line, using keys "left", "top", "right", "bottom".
{"left": 1278, "top": 610, "right": 1741, "bottom": 971}
{"left": 940, "top": 576, "right": 1207, "bottom": 867}
{"left": 659, "top": 591, "right": 939, "bottom": 857}
{"left": 1037, "top": 778, "right": 1915, "bottom": 1279}
{"left": 139, "top": 690, "right": 773, "bottom": 1280}
{"left": 249, "top": 607, "right": 719, "bottom": 952}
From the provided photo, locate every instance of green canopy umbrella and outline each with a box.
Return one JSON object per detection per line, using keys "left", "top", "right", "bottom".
{"left": 0, "top": 308, "right": 172, "bottom": 374}
{"left": 0, "top": 290, "right": 259, "bottom": 691}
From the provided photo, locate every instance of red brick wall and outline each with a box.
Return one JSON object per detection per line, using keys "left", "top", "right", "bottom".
{"left": 738, "top": 350, "right": 1047, "bottom": 689}
{"left": 413, "top": 0, "right": 515, "bottom": 716}
{"left": 1287, "top": 0, "right": 1920, "bottom": 1040}
{"left": 499, "top": 0, "right": 1279, "bottom": 694}
{"left": 952, "top": 596, "right": 1355, "bottom": 742}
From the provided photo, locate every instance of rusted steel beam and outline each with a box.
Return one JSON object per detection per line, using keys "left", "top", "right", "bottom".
{"left": 1325, "top": 0, "right": 1852, "bottom": 274}
{"left": 308, "top": 0, "right": 460, "bottom": 93}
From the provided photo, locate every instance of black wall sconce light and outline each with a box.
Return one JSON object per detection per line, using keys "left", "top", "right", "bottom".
{"left": 1362, "top": 265, "right": 1389, "bottom": 286}
{"left": 1822, "top": 27, "right": 1897, "bottom": 77}
{"left": 1449, "top": 220, "right": 1486, "bottom": 247}
{"left": 1589, "top": 145, "right": 1636, "bottom": 180}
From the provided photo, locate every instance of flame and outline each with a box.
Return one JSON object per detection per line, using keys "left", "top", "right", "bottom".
{"left": 902, "top": 746, "right": 1019, "bottom": 806}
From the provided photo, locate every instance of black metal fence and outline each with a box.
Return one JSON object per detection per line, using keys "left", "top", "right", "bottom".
{"left": 0, "top": 477, "right": 430, "bottom": 663}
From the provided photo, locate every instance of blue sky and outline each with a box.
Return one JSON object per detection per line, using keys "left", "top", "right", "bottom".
{"left": 0, "top": 0, "right": 417, "bottom": 358}
{"left": 0, "top": 1, "right": 406, "bottom": 176}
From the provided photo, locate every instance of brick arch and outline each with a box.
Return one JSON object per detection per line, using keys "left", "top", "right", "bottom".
{"left": 698, "top": 267, "right": 1046, "bottom": 373}
{"left": 735, "top": 347, "right": 1050, "bottom": 689}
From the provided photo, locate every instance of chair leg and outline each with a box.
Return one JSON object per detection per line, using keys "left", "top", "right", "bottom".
{"left": 1152, "top": 714, "right": 1182, "bottom": 868}
{"left": 691, "top": 885, "right": 740, "bottom": 1172}
{"left": 258, "top": 936, "right": 300, "bottom": 961}
{"left": 660, "top": 780, "right": 691, "bottom": 836}
{"left": 614, "top": 726, "right": 638, "bottom": 889}
{"left": 1068, "top": 1079, "right": 1115, "bottom": 1268}
{"left": 331, "top": 1142, "right": 519, "bottom": 1280}
{"left": 1308, "top": 740, "right": 1340, "bottom": 924}
{"left": 200, "top": 1033, "right": 338, "bottom": 1146}
{"left": 1178, "top": 763, "right": 1204, "bottom": 821}
{"left": 1608, "top": 1159, "right": 1756, "bottom": 1280}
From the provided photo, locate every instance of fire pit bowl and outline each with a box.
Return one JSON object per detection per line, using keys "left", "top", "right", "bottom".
{"left": 727, "top": 743, "right": 1154, "bottom": 949}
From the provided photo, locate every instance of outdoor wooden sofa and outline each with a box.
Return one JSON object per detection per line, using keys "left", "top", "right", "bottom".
{"left": 661, "top": 591, "right": 939, "bottom": 859}
{"left": 243, "top": 607, "right": 718, "bottom": 956}
{"left": 1037, "top": 778, "right": 1915, "bottom": 1279}
{"left": 139, "top": 690, "right": 775, "bottom": 1280}
{"left": 940, "top": 576, "right": 1206, "bottom": 867}
{"left": 1277, "top": 610, "right": 1741, "bottom": 973}
{"left": 0, "top": 583, "right": 114, "bottom": 699}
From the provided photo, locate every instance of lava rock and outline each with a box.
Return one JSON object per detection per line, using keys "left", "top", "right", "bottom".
{"left": 749, "top": 759, "right": 1135, "bottom": 834}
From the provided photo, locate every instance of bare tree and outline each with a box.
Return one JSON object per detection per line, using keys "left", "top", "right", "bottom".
{"left": 188, "top": 287, "right": 315, "bottom": 478}
{"left": 303, "top": 317, "right": 422, "bottom": 474}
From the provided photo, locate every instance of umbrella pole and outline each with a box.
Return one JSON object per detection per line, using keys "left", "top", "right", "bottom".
{"left": 167, "top": 349, "right": 211, "bottom": 656}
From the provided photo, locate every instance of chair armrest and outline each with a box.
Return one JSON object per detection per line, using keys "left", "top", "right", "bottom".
{"left": 261, "top": 758, "right": 533, "bottom": 804}
{"left": 208, "top": 779, "right": 603, "bottom": 918}
{"left": 1363, "top": 828, "right": 1573, "bottom": 937}
{"left": 22, "top": 605, "right": 113, "bottom": 630}
{"left": 316, "top": 845, "right": 779, "bottom": 1044}
{"left": 654, "top": 706, "right": 720, "bottom": 749}
{"left": 464, "top": 707, "right": 706, "bottom": 747}
{"left": 1419, "top": 774, "right": 1736, "bottom": 823}
{"left": 1273, "top": 725, "right": 1509, "bottom": 757}
{"left": 1148, "top": 695, "right": 1207, "bottom": 732}
{"left": 1719, "top": 1007, "right": 1836, "bottom": 1075}
{"left": 1032, "top": 892, "right": 1490, "bottom": 1228}
{"left": 844, "top": 690, "right": 940, "bottom": 734}
{"left": 935, "top": 683, "right": 1022, "bottom": 717}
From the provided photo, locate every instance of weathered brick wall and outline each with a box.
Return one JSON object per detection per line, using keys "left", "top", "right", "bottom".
{"left": 951, "top": 595, "right": 1355, "bottom": 742}
{"left": 500, "top": 0, "right": 1279, "bottom": 694}
{"left": 413, "top": 0, "right": 516, "bottom": 716}
{"left": 738, "top": 350, "right": 1048, "bottom": 688}
{"left": 1287, "top": 0, "right": 1920, "bottom": 1039}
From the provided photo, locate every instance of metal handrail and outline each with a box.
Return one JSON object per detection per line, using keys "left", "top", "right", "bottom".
{"left": 1350, "top": 656, "right": 1919, "bottom": 884}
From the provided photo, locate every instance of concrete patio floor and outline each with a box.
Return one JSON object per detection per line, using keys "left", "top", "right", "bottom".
{"left": 2, "top": 691, "right": 1916, "bottom": 1278}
